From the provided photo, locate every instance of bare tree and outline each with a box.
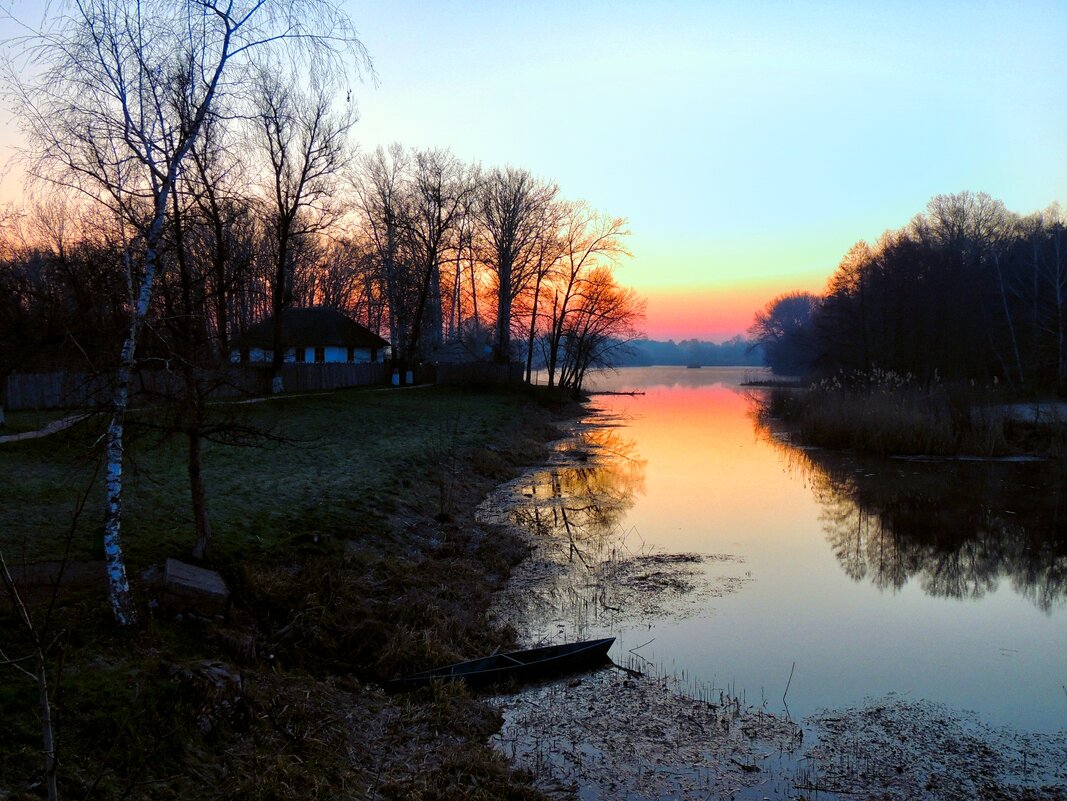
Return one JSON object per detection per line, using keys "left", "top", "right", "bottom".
{"left": 354, "top": 144, "right": 413, "bottom": 362}
{"left": 446, "top": 173, "right": 484, "bottom": 342}
{"left": 186, "top": 113, "right": 257, "bottom": 358}
{"left": 478, "top": 167, "right": 558, "bottom": 363}
{"left": 255, "top": 72, "right": 356, "bottom": 391}
{"left": 8, "top": 0, "right": 369, "bottom": 624}
{"left": 554, "top": 266, "right": 644, "bottom": 393}
{"left": 403, "top": 148, "right": 475, "bottom": 360}
{"left": 1, "top": 554, "right": 60, "bottom": 801}
{"left": 520, "top": 199, "right": 567, "bottom": 383}
{"left": 542, "top": 203, "right": 629, "bottom": 387}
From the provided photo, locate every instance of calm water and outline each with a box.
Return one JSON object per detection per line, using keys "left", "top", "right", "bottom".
{"left": 518, "top": 366, "right": 1067, "bottom": 734}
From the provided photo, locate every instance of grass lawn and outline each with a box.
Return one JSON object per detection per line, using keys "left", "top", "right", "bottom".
{"left": 1, "top": 384, "right": 547, "bottom": 566}
{"left": 0, "top": 382, "right": 570, "bottom": 801}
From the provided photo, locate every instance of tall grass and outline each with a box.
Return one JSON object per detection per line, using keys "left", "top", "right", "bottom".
{"left": 758, "top": 369, "right": 1010, "bottom": 456}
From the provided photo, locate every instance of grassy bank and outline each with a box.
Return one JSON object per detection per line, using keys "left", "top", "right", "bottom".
{"left": 756, "top": 371, "right": 1066, "bottom": 457}
{"left": 0, "top": 384, "right": 575, "bottom": 800}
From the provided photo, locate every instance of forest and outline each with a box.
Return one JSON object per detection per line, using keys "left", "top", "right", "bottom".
{"left": 750, "top": 191, "right": 1067, "bottom": 394}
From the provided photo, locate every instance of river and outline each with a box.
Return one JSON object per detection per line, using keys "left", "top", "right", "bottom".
{"left": 487, "top": 366, "right": 1067, "bottom": 799}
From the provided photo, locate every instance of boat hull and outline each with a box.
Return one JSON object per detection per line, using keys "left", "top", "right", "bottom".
{"left": 385, "top": 637, "right": 615, "bottom": 692}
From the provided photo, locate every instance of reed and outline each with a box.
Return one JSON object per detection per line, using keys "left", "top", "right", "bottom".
{"left": 758, "top": 369, "right": 1014, "bottom": 456}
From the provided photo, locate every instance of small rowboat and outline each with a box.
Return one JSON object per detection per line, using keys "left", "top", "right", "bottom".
{"left": 385, "top": 636, "right": 615, "bottom": 692}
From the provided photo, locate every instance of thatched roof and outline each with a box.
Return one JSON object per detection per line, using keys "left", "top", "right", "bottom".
{"left": 238, "top": 308, "right": 389, "bottom": 350}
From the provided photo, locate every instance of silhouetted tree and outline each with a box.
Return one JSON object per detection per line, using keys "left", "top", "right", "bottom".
{"left": 749, "top": 291, "right": 820, "bottom": 375}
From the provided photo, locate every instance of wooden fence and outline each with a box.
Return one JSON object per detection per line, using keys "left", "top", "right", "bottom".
{"left": 278, "top": 362, "right": 388, "bottom": 393}
{"left": 432, "top": 362, "right": 524, "bottom": 385}
{"left": 4, "top": 363, "right": 391, "bottom": 411}
{"left": 4, "top": 360, "right": 524, "bottom": 411}
{"left": 4, "top": 371, "right": 113, "bottom": 411}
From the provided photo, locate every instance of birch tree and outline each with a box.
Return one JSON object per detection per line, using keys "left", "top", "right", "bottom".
{"left": 8, "top": 0, "right": 368, "bottom": 625}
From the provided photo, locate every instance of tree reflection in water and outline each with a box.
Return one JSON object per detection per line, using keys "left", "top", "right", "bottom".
{"left": 485, "top": 422, "right": 651, "bottom": 640}
{"left": 755, "top": 420, "right": 1067, "bottom": 612}
{"left": 511, "top": 423, "right": 646, "bottom": 563}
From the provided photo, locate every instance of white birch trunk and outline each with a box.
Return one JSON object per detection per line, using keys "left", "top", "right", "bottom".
{"left": 103, "top": 241, "right": 163, "bottom": 625}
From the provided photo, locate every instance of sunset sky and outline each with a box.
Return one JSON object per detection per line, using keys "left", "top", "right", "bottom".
{"left": 2, "top": 0, "right": 1066, "bottom": 340}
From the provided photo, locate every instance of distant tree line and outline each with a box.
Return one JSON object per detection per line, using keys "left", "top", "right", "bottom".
{"left": 750, "top": 192, "right": 1067, "bottom": 391}
{"left": 612, "top": 336, "right": 762, "bottom": 367}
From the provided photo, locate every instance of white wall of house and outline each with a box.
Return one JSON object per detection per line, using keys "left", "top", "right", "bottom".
{"left": 231, "top": 345, "right": 389, "bottom": 364}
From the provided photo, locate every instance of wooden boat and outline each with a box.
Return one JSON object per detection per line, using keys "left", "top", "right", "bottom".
{"left": 385, "top": 636, "right": 615, "bottom": 692}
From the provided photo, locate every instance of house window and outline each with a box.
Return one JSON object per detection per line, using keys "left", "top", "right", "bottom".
{"left": 347, "top": 347, "right": 355, "bottom": 362}
{"left": 314, "top": 346, "right": 325, "bottom": 363}
{"left": 295, "top": 348, "right": 306, "bottom": 363}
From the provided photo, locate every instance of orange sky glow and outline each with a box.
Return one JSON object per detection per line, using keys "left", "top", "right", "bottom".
{"left": 642, "top": 275, "right": 825, "bottom": 342}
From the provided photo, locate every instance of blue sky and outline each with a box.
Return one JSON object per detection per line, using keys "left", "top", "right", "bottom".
{"left": 3, "top": 0, "right": 1066, "bottom": 338}
{"left": 349, "top": 0, "right": 1067, "bottom": 336}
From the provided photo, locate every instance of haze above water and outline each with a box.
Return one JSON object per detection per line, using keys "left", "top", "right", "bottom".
{"left": 530, "top": 366, "right": 1067, "bottom": 733}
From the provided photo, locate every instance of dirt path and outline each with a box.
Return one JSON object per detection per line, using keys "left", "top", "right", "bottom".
{"left": 0, "top": 412, "right": 91, "bottom": 444}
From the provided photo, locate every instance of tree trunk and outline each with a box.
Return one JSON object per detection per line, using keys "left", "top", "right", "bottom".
{"left": 189, "top": 428, "right": 211, "bottom": 561}
{"left": 524, "top": 270, "right": 544, "bottom": 383}
{"left": 495, "top": 253, "right": 512, "bottom": 363}
{"left": 103, "top": 196, "right": 175, "bottom": 626}
{"left": 270, "top": 215, "right": 294, "bottom": 393}
{"left": 450, "top": 248, "right": 462, "bottom": 340}
{"left": 469, "top": 256, "right": 480, "bottom": 339}
{"left": 992, "top": 251, "right": 1026, "bottom": 386}
{"left": 1054, "top": 230, "right": 1065, "bottom": 389}
{"left": 37, "top": 656, "right": 57, "bottom": 801}
{"left": 546, "top": 291, "right": 562, "bottom": 387}
{"left": 104, "top": 333, "right": 138, "bottom": 626}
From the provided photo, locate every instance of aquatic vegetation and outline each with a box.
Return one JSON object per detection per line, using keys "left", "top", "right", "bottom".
{"left": 756, "top": 369, "right": 1018, "bottom": 456}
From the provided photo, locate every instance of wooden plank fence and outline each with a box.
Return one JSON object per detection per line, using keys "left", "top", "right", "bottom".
{"left": 3, "top": 371, "right": 112, "bottom": 411}
{"left": 4, "top": 363, "right": 392, "bottom": 411}
{"left": 4, "top": 360, "right": 522, "bottom": 411}
{"left": 279, "top": 362, "right": 388, "bottom": 393}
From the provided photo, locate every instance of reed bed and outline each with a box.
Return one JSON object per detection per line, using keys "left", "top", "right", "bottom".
{"left": 758, "top": 369, "right": 1014, "bottom": 456}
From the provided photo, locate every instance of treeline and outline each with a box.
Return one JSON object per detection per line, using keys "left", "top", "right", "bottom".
{"left": 614, "top": 336, "right": 762, "bottom": 367}
{"left": 0, "top": 145, "right": 642, "bottom": 397}
{"left": 751, "top": 192, "right": 1067, "bottom": 391}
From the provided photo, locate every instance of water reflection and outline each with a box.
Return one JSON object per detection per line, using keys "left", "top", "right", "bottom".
{"left": 513, "top": 424, "right": 646, "bottom": 562}
{"left": 485, "top": 423, "right": 654, "bottom": 641}
{"left": 756, "top": 420, "right": 1067, "bottom": 612}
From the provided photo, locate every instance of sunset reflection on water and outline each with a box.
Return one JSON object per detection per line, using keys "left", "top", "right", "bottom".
{"left": 502, "top": 366, "right": 1067, "bottom": 733}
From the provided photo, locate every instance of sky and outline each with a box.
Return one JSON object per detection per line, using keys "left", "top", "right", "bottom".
{"left": 2, "top": 0, "right": 1066, "bottom": 340}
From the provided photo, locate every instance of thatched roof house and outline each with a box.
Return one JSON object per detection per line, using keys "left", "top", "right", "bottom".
{"left": 233, "top": 307, "right": 390, "bottom": 364}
